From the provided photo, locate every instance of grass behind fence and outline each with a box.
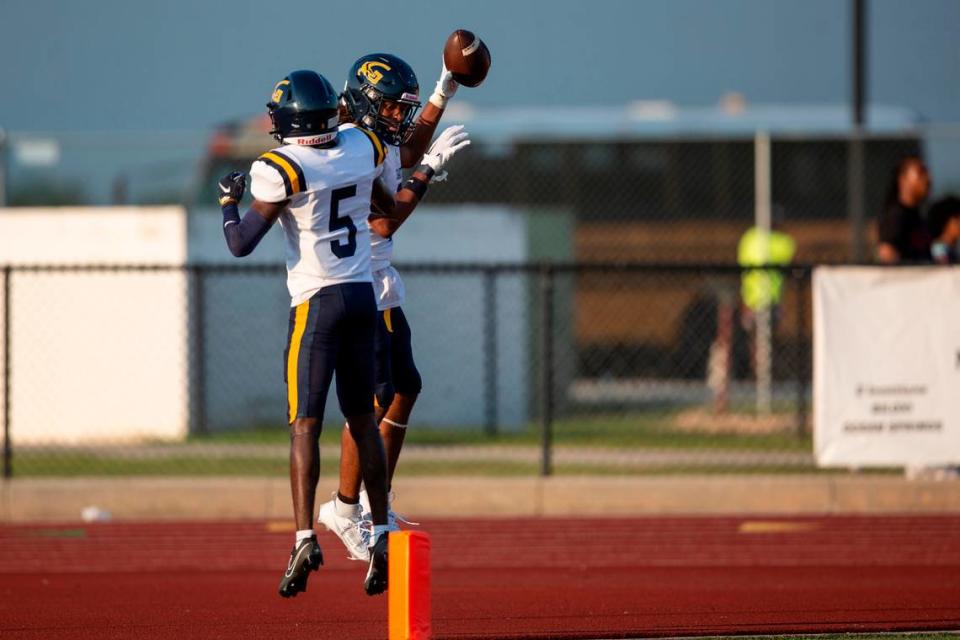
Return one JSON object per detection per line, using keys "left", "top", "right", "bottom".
{"left": 9, "top": 410, "right": 824, "bottom": 477}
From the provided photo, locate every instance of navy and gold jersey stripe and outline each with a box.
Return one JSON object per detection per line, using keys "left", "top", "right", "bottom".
{"left": 286, "top": 300, "right": 310, "bottom": 423}
{"left": 355, "top": 127, "right": 386, "bottom": 167}
{"left": 259, "top": 150, "right": 306, "bottom": 198}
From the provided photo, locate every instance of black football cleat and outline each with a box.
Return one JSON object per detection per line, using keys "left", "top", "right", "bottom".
{"left": 363, "top": 533, "right": 389, "bottom": 596}
{"left": 278, "top": 536, "right": 323, "bottom": 598}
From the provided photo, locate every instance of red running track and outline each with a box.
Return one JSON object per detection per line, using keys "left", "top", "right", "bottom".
{"left": 1, "top": 515, "right": 959, "bottom": 639}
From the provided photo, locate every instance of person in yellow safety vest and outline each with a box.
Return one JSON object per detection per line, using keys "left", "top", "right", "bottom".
{"left": 737, "top": 221, "right": 795, "bottom": 383}
{"left": 737, "top": 222, "right": 796, "bottom": 327}
{"left": 737, "top": 218, "right": 796, "bottom": 380}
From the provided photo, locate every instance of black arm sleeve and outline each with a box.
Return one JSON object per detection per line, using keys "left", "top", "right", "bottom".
{"left": 401, "top": 164, "right": 435, "bottom": 200}
{"left": 222, "top": 203, "right": 273, "bottom": 257}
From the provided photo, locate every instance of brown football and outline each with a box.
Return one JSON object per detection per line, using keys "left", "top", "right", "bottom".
{"left": 442, "top": 29, "right": 491, "bottom": 88}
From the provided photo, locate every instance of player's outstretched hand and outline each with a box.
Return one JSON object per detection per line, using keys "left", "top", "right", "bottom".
{"left": 429, "top": 58, "right": 459, "bottom": 109}
{"left": 218, "top": 171, "right": 246, "bottom": 206}
{"left": 421, "top": 125, "right": 470, "bottom": 182}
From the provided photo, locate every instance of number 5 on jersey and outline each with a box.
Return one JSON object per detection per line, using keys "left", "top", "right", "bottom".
{"left": 329, "top": 185, "right": 358, "bottom": 258}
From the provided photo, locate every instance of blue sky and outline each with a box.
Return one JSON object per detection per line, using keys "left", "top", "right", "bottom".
{"left": 1, "top": 0, "right": 958, "bottom": 132}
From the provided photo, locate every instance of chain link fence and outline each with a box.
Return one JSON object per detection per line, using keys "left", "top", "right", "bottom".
{"left": 3, "top": 122, "right": 960, "bottom": 476}
{"left": 2, "top": 262, "right": 812, "bottom": 477}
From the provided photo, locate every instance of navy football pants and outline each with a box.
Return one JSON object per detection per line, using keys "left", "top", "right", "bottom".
{"left": 284, "top": 282, "right": 376, "bottom": 422}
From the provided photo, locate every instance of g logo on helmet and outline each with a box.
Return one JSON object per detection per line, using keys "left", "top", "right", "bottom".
{"left": 271, "top": 79, "right": 290, "bottom": 104}
{"left": 358, "top": 61, "right": 391, "bottom": 85}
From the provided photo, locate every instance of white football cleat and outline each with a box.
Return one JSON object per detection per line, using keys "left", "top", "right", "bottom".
{"left": 359, "top": 489, "right": 418, "bottom": 529}
{"left": 317, "top": 494, "right": 371, "bottom": 561}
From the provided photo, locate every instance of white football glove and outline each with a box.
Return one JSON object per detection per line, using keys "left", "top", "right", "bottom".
{"left": 429, "top": 58, "right": 459, "bottom": 109}
{"left": 420, "top": 125, "right": 470, "bottom": 182}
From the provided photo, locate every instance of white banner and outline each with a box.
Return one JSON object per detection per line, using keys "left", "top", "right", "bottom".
{"left": 813, "top": 266, "right": 960, "bottom": 467}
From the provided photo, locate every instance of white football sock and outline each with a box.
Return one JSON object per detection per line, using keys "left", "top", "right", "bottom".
{"left": 296, "top": 528, "right": 315, "bottom": 543}
{"left": 335, "top": 495, "right": 360, "bottom": 518}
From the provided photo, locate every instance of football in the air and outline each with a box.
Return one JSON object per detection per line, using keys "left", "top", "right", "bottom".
{"left": 443, "top": 29, "right": 491, "bottom": 88}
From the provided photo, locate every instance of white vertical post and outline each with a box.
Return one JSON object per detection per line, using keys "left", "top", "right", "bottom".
{"left": 754, "top": 132, "right": 773, "bottom": 415}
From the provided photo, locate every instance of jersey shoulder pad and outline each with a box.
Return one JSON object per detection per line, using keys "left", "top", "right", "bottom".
{"left": 251, "top": 148, "right": 306, "bottom": 201}
{"left": 351, "top": 125, "right": 387, "bottom": 168}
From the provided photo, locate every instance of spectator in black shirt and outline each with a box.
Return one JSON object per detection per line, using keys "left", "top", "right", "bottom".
{"left": 927, "top": 195, "right": 960, "bottom": 265}
{"left": 877, "top": 155, "right": 931, "bottom": 263}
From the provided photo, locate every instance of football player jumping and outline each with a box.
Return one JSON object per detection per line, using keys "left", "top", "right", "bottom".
{"left": 316, "top": 54, "right": 467, "bottom": 561}
{"left": 215, "top": 69, "right": 463, "bottom": 597}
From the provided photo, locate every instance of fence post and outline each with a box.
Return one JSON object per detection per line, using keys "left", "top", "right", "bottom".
{"left": 794, "top": 268, "right": 808, "bottom": 437}
{"left": 3, "top": 266, "right": 11, "bottom": 478}
{"left": 483, "top": 268, "right": 498, "bottom": 436}
{"left": 754, "top": 132, "right": 773, "bottom": 415}
{"left": 538, "top": 264, "right": 554, "bottom": 477}
{"left": 188, "top": 265, "right": 208, "bottom": 437}
{"left": 849, "top": 0, "right": 868, "bottom": 261}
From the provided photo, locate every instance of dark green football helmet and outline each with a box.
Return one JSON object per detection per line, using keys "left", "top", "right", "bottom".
{"left": 267, "top": 70, "right": 340, "bottom": 146}
{"left": 341, "top": 53, "right": 420, "bottom": 145}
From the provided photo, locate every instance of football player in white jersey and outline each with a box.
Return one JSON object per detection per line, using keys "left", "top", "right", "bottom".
{"left": 316, "top": 53, "right": 468, "bottom": 561}
{"left": 215, "top": 69, "right": 463, "bottom": 597}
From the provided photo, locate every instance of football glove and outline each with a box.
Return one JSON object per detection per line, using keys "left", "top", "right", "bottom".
{"left": 218, "top": 171, "right": 246, "bottom": 206}
{"left": 429, "top": 59, "right": 459, "bottom": 109}
{"left": 420, "top": 125, "right": 470, "bottom": 182}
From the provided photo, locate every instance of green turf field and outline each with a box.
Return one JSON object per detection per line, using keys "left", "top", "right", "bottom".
{"left": 180, "top": 411, "right": 812, "bottom": 450}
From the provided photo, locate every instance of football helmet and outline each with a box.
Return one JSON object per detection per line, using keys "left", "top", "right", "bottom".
{"left": 267, "top": 70, "right": 340, "bottom": 146}
{"left": 341, "top": 53, "right": 421, "bottom": 145}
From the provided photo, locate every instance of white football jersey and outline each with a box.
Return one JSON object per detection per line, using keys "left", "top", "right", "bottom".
{"left": 369, "top": 144, "right": 402, "bottom": 273}
{"left": 369, "top": 142, "right": 406, "bottom": 310}
{"left": 249, "top": 124, "right": 387, "bottom": 306}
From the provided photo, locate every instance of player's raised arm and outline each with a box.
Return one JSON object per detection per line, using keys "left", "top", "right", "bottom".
{"left": 401, "top": 30, "right": 490, "bottom": 167}
{"left": 218, "top": 171, "right": 285, "bottom": 257}
{"left": 399, "top": 61, "right": 458, "bottom": 168}
{"left": 369, "top": 125, "right": 470, "bottom": 237}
